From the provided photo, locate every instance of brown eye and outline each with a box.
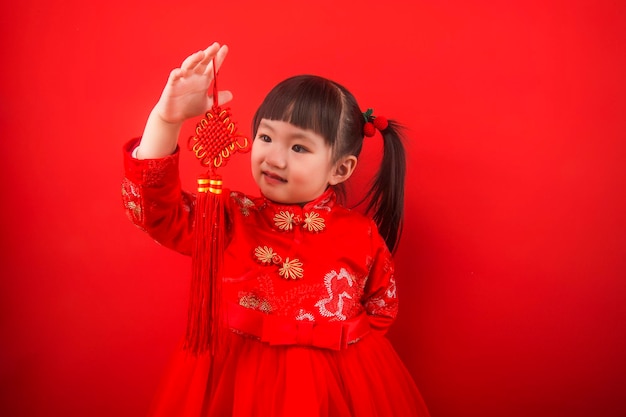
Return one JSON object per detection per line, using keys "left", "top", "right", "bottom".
{"left": 292, "top": 144, "right": 308, "bottom": 153}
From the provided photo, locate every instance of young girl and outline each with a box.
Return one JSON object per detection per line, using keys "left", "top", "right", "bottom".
{"left": 122, "top": 42, "right": 431, "bottom": 417}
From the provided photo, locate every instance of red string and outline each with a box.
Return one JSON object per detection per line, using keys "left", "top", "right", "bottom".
{"left": 212, "top": 58, "right": 218, "bottom": 107}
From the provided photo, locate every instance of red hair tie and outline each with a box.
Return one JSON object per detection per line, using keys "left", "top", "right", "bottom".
{"left": 362, "top": 108, "right": 388, "bottom": 137}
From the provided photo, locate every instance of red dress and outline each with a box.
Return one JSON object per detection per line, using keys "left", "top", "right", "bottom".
{"left": 122, "top": 139, "right": 431, "bottom": 417}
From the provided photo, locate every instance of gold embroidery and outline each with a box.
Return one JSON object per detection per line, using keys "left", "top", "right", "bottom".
{"left": 274, "top": 211, "right": 295, "bottom": 230}
{"left": 274, "top": 210, "right": 327, "bottom": 233}
{"left": 125, "top": 201, "right": 141, "bottom": 219}
{"left": 231, "top": 192, "right": 255, "bottom": 216}
{"left": 254, "top": 246, "right": 276, "bottom": 265}
{"left": 254, "top": 246, "right": 301, "bottom": 279}
{"left": 303, "top": 211, "right": 325, "bottom": 232}
{"left": 121, "top": 183, "right": 143, "bottom": 223}
{"left": 279, "top": 258, "right": 304, "bottom": 280}
{"left": 239, "top": 294, "right": 273, "bottom": 313}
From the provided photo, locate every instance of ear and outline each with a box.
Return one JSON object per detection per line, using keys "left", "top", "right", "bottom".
{"left": 329, "top": 155, "right": 358, "bottom": 185}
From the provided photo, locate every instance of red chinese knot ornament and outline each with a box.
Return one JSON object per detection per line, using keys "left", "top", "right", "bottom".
{"left": 187, "top": 107, "right": 250, "bottom": 173}
{"left": 184, "top": 59, "right": 250, "bottom": 357}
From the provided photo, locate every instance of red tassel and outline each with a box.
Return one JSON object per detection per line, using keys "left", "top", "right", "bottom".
{"left": 184, "top": 174, "right": 225, "bottom": 356}
{"left": 182, "top": 58, "right": 250, "bottom": 357}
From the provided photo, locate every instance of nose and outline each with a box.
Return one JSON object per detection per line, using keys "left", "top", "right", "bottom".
{"left": 265, "top": 147, "right": 287, "bottom": 169}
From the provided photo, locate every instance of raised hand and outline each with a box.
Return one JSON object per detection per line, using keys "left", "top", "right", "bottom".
{"left": 136, "top": 43, "right": 233, "bottom": 159}
{"left": 154, "top": 43, "right": 233, "bottom": 124}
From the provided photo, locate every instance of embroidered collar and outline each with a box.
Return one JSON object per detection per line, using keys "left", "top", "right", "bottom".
{"left": 231, "top": 188, "right": 337, "bottom": 233}
{"left": 264, "top": 188, "right": 336, "bottom": 233}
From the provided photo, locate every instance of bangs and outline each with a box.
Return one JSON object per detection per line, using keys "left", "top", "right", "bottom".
{"left": 252, "top": 75, "right": 343, "bottom": 145}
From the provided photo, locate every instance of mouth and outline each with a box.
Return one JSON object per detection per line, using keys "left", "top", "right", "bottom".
{"left": 262, "top": 171, "right": 287, "bottom": 183}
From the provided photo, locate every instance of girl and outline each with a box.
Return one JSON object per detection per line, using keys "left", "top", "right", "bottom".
{"left": 122, "top": 42, "right": 431, "bottom": 417}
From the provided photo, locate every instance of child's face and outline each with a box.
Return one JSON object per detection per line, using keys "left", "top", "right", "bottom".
{"left": 251, "top": 119, "right": 342, "bottom": 205}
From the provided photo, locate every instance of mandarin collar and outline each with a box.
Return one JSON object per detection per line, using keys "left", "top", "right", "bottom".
{"left": 263, "top": 187, "right": 336, "bottom": 213}
{"left": 259, "top": 188, "right": 337, "bottom": 233}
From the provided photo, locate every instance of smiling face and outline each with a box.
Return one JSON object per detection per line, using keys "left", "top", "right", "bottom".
{"left": 251, "top": 119, "right": 356, "bottom": 205}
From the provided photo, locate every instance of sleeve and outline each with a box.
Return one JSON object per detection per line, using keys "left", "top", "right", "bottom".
{"left": 121, "top": 138, "right": 195, "bottom": 255}
{"left": 362, "top": 221, "right": 399, "bottom": 335}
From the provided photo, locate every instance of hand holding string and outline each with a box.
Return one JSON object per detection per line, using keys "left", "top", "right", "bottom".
{"left": 154, "top": 42, "right": 233, "bottom": 125}
{"left": 137, "top": 43, "right": 232, "bottom": 159}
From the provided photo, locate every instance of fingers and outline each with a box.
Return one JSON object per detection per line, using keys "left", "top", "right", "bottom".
{"left": 167, "top": 67, "right": 184, "bottom": 83}
{"left": 202, "top": 43, "right": 229, "bottom": 78}
{"left": 213, "top": 44, "right": 229, "bottom": 74}
{"left": 180, "top": 50, "right": 206, "bottom": 72}
{"left": 195, "top": 42, "right": 221, "bottom": 74}
{"left": 180, "top": 42, "right": 220, "bottom": 74}
{"left": 166, "top": 43, "right": 230, "bottom": 97}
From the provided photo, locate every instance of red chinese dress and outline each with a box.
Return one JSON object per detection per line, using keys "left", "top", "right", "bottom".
{"left": 122, "top": 138, "right": 431, "bottom": 417}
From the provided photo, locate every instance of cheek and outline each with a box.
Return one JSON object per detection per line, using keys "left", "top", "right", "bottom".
{"left": 250, "top": 142, "right": 262, "bottom": 164}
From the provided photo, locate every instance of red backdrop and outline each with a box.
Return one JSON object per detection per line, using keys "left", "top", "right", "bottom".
{"left": 1, "top": 1, "right": 625, "bottom": 416}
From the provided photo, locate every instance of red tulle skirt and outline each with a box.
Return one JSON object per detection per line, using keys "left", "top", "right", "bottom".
{"left": 147, "top": 332, "right": 431, "bottom": 417}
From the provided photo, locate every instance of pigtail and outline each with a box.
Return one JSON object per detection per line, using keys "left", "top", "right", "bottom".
{"left": 364, "top": 120, "right": 406, "bottom": 253}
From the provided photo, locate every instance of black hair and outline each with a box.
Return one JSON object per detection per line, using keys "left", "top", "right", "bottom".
{"left": 252, "top": 75, "right": 406, "bottom": 253}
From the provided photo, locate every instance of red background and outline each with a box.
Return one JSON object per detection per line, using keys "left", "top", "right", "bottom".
{"left": 1, "top": 1, "right": 625, "bottom": 416}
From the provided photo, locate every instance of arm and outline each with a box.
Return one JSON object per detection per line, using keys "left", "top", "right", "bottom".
{"left": 122, "top": 139, "right": 196, "bottom": 254}
{"left": 362, "top": 224, "right": 399, "bottom": 335}
{"left": 122, "top": 43, "right": 234, "bottom": 253}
